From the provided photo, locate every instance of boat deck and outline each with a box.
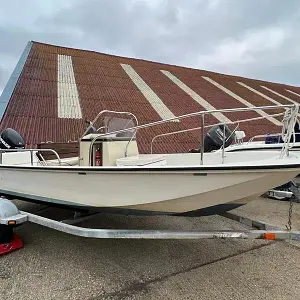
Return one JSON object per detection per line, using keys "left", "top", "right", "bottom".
{"left": 1, "top": 196, "right": 300, "bottom": 299}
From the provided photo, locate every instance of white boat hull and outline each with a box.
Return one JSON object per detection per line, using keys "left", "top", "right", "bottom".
{"left": 0, "top": 158, "right": 299, "bottom": 213}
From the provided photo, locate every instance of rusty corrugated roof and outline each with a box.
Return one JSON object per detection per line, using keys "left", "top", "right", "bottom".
{"left": 1, "top": 41, "right": 300, "bottom": 152}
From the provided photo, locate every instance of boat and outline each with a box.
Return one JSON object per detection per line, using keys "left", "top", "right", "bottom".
{"left": 213, "top": 120, "right": 300, "bottom": 200}
{"left": 212, "top": 109, "right": 300, "bottom": 155}
{"left": 214, "top": 129, "right": 300, "bottom": 154}
{"left": 0, "top": 104, "right": 299, "bottom": 216}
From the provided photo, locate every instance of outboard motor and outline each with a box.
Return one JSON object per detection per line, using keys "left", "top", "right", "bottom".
{"left": 0, "top": 128, "right": 25, "bottom": 150}
{"left": 203, "top": 124, "right": 233, "bottom": 152}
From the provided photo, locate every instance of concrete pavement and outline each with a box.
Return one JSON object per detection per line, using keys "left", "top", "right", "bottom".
{"left": 1, "top": 197, "right": 300, "bottom": 300}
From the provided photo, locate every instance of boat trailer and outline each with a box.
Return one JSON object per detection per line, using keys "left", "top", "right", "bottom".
{"left": 1, "top": 191, "right": 300, "bottom": 255}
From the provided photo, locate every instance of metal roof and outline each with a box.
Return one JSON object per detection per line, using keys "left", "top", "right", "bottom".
{"left": 1, "top": 41, "right": 300, "bottom": 152}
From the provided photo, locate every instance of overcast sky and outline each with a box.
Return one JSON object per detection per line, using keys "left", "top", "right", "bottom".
{"left": 1, "top": 0, "right": 300, "bottom": 95}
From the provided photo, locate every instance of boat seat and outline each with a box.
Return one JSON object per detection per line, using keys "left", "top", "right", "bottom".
{"left": 116, "top": 154, "right": 167, "bottom": 166}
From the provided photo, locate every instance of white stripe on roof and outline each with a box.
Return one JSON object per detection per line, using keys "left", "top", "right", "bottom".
{"left": 121, "top": 64, "right": 178, "bottom": 122}
{"left": 202, "top": 77, "right": 282, "bottom": 126}
{"left": 286, "top": 89, "right": 300, "bottom": 98}
{"left": 260, "top": 86, "right": 297, "bottom": 104}
{"left": 57, "top": 54, "right": 82, "bottom": 119}
{"left": 237, "top": 82, "right": 282, "bottom": 105}
{"left": 161, "top": 70, "right": 232, "bottom": 123}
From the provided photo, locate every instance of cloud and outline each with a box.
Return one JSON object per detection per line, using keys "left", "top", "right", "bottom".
{"left": 194, "top": 26, "right": 290, "bottom": 71}
{"left": 0, "top": 0, "right": 300, "bottom": 95}
{"left": 195, "top": 24, "right": 300, "bottom": 85}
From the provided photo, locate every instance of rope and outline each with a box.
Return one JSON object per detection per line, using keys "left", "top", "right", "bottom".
{"left": 280, "top": 105, "right": 299, "bottom": 157}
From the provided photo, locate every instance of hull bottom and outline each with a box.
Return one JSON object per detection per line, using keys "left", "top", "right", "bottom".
{"left": 0, "top": 186, "right": 260, "bottom": 217}
{"left": 2, "top": 191, "right": 248, "bottom": 217}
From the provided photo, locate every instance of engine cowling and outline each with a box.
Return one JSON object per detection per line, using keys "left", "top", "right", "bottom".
{"left": 188, "top": 124, "right": 234, "bottom": 153}
{"left": 203, "top": 124, "right": 233, "bottom": 152}
{"left": 0, "top": 128, "right": 25, "bottom": 150}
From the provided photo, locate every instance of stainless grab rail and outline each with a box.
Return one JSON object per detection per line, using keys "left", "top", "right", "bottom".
{"left": 85, "top": 104, "right": 297, "bottom": 166}
{"left": 89, "top": 105, "right": 293, "bottom": 139}
{"left": 221, "top": 123, "right": 241, "bottom": 163}
{"left": 149, "top": 111, "right": 286, "bottom": 154}
{"left": 0, "top": 148, "right": 62, "bottom": 166}
{"left": 201, "top": 115, "right": 204, "bottom": 164}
